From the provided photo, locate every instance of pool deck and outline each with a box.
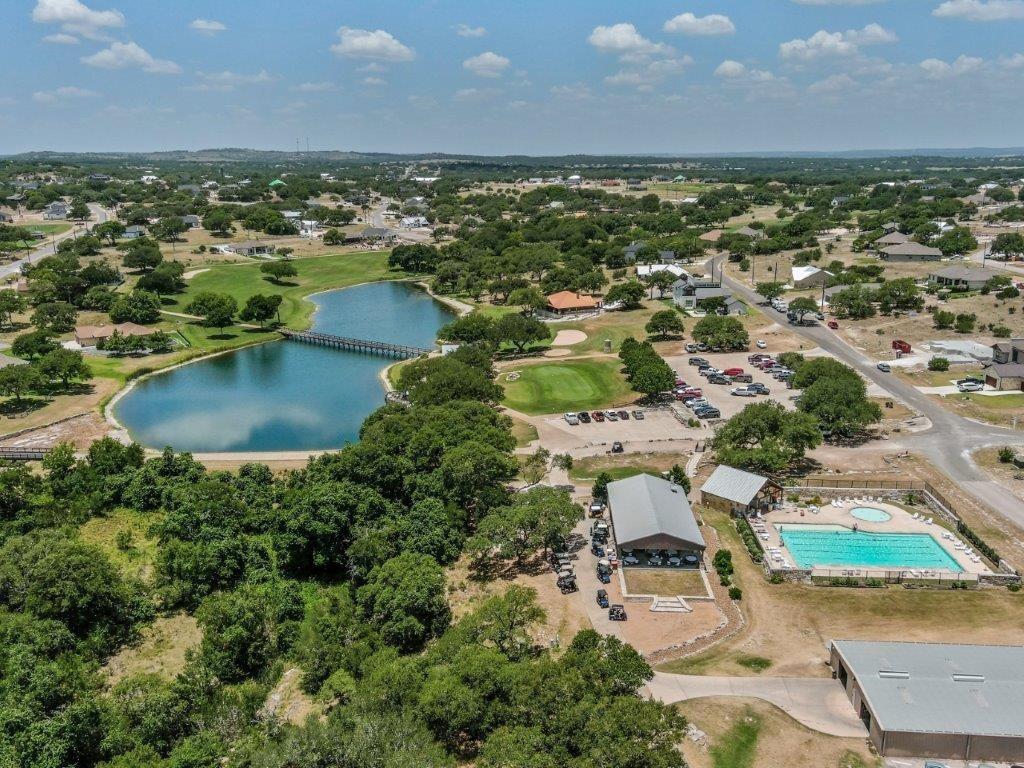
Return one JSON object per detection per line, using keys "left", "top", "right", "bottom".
{"left": 751, "top": 499, "right": 992, "bottom": 576}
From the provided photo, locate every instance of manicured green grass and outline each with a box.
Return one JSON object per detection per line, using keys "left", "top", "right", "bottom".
{"left": 500, "top": 359, "right": 633, "bottom": 415}
{"left": 31, "top": 222, "right": 72, "bottom": 235}
{"left": 946, "top": 392, "right": 1024, "bottom": 410}
{"left": 569, "top": 463, "right": 659, "bottom": 483}
{"left": 167, "top": 251, "right": 401, "bottom": 331}
{"left": 736, "top": 655, "right": 773, "bottom": 673}
{"left": 709, "top": 706, "right": 762, "bottom": 768}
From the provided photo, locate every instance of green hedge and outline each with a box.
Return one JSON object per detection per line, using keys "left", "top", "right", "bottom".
{"left": 735, "top": 517, "right": 764, "bottom": 564}
{"left": 956, "top": 520, "right": 1000, "bottom": 564}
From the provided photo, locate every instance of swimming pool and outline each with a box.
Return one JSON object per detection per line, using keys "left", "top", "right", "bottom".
{"left": 777, "top": 524, "right": 962, "bottom": 572}
{"left": 850, "top": 506, "right": 892, "bottom": 523}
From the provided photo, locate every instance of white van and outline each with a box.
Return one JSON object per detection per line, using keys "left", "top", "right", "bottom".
{"left": 564, "top": 412, "right": 580, "bottom": 425}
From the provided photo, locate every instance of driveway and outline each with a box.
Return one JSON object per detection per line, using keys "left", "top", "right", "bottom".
{"left": 645, "top": 671, "right": 867, "bottom": 738}
{"left": 717, "top": 258, "right": 1024, "bottom": 529}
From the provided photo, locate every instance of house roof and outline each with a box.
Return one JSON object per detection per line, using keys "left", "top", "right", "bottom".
{"left": 229, "top": 240, "right": 271, "bottom": 250}
{"left": 0, "top": 353, "right": 27, "bottom": 369}
{"left": 881, "top": 242, "right": 942, "bottom": 257}
{"left": 546, "top": 290, "right": 599, "bottom": 311}
{"left": 637, "top": 264, "right": 686, "bottom": 279}
{"left": 607, "top": 474, "right": 704, "bottom": 549}
{"left": 735, "top": 226, "right": 763, "bottom": 238}
{"left": 928, "top": 266, "right": 997, "bottom": 283}
{"left": 988, "top": 362, "right": 1024, "bottom": 379}
{"left": 791, "top": 265, "right": 831, "bottom": 283}
{"left": 875, "top": 231, "right": 909, "bottom": 246}
{"left": 75, "top": 322, "right": 157, "bottom": 339}
{"left": 700, "top": 465, "right": 772, "bottom": 506}
{"left": 832, "top": 640, "right": 1024, "bottom": 738}
{"left": 699, "top": 229, "right": 724, "bottom": 242}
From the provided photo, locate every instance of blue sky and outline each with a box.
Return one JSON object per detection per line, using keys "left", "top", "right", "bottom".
{"left": 2, "top": 0, "right": 1023, "bottom": 155}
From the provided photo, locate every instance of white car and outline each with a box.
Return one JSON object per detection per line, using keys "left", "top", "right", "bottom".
{"left": 730, "top": 387, "right": 756, "bottom": 397}
{"left": 756, "top": 339, "right": 767, "bottom": 349}
{"left": 957, "top": 381, "right": 984, "bottom": 392}
{"left": 685, "top": 397, "right": 710, "bottom": 409}
{"left": 564, "top": 412, "right": 579, "bottom": 425}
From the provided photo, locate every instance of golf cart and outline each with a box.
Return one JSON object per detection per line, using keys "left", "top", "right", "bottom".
{"left": 557, "top": 572, "right": 578, "bottom": 594}
{"left": 608, "top": 604, "right": 627, "bottom": 621}
{"left": 596, "top": 588, "right": 609, "bottom": 608}
{"left": 596, "top": 558, "right": 612, "bottom": 584}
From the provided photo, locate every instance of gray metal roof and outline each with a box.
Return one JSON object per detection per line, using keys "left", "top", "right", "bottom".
{"left": 928, "top": 266, "right": 997, "bottom": 282}
{"left": 607, "top": 474, "right": 704, "bottom": 549}
{"left": 833, "top": 640, "right": 1024, "bottom": 737}
{"left": 881, "top": 242, "right": 942, "bottom": 256}
{"left": 700, "top": 465, "right": 770, "bottom": 506}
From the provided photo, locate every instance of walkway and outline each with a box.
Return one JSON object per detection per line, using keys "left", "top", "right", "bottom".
{"left": 645, "top": 672, "right": 868, "bottom": 738}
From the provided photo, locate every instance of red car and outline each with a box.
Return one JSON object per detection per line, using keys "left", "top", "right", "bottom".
{"left": 591, "top": 411, "right": 605, "bottom": 422}
{"left": 722, "top": 367, "right": 744, "bottom": 377}
{"left": 827, "top": 320, "right": 839, "bottom": 330}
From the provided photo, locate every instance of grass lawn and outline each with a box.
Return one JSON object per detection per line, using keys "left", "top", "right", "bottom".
{"left": 500, "top": 359, "right": 634, "bottom": 415}
{"left": 558, "top": 305, "right": 662, "bottom": 354}
{"left": 937, "top": 391, "right": 1024, "bottom": 427}
{"left": 568, "top": 451, "right": 690, "bottom": 483}
{"left": 709, "top": 705, "right": 762, "bottom": 768}
{"left": 80, "top": 507, "right": 160, "bottom": 582}
{"left": 509, "top": 418, "right": 539, "bottom": 447}
{"left": 167, "top": 250, "right": 401, "bottom": 331}
{"left": 624, "top": 568, "right": 707, "bottom": 597}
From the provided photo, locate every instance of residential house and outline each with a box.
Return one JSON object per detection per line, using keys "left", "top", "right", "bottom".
{"left": 791, "top": 265, "right": 832, "bottom": 289}
{"left": 927, "top": 266, "right": 997, "bottom": 291}
{"left": 400, "top": 216, "right": 429, "bottom": 228}
{"left": 179, "top": 215, "right": 201, "bottom": 229}
{"left": 637, "top": 264, "right": 687, "bottom": 280}
{"left": 75, "top": 322, "right": 157, "bottom": 347}
{"left": 0, "top": 211, "right": 13, "bottom": 223}
{"left": 830, "top": 195, "right": 851, "bottom": 207}
{"left": 545, "top": 290, "right": 601, "bottom": 315}
{"left": 607, "top": 474, "right": 705, "bottom": 563}
{"left": 734, "top": 225, "right": 766, "bottom": 240}
{"left": 699, "top": 465, "right": 783, "bottom": 516}
{"left": 986, "top": 339, "right": 1024, "bottom": 391}
{"left": 672, "top": 274, "right": 745, "bottom": 314}
{"left": 879, "top": 242, "right": 942, "bottom": 261}
{"left": 88, "top": 173, "right": 111, "bottom": 183}
{"left": 43, "top": 201, "right": 69, "bottom": 220}
{"left": 874, "top": 230, "right": 910, "bottom": 248}
{"left": 178, "top": 185, "right": 201, "bottom": 195}
{"left": 226, "top": 241, "right": 276, "bottom": 257}
{"left": 122, "top": 225, "right": 146, "bottom": 240}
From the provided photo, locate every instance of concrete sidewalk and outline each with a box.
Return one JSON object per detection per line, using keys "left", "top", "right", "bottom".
{"left": 645, "top": 671, "right": 868, "bottom": 738}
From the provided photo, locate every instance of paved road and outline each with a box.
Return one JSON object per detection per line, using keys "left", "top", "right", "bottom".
{"left": 1, "top": 203, "right": 111, "bottom": 279}
{"left": 718, "top": 259, "right": 1024, "bottom": 528}
{"left": 645, "top": 671, "right": 868, "bottom": 738}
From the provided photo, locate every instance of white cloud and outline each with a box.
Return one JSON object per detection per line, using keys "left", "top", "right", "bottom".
{"left": 362, "top": 77, "right": 387, "bottom": 87}
{"left": 456, "top": 23, "right": 486, "bottom": 37}
{"left": 663, "top": 12, "right": 735, "bottom": 36}
{"left": 454, "top": 87, "right": 500, "bottom": 101}
{"left": 189, "top": 19, "right": 226, "bottom": 36}
{"left": 779, "top": 24, "right": 896, "bottom": 60}
{"left": 198, "top": 69, "right": 274, "bottom": 86}
{"left": 293, "top": 81, "right": 336, "bottom": 92}
{"left": 43, "top": 32, "right": 79, "bottom": 44}
{"left": 330, "top": 27, "right": 414, "bottom": 62}
{"left": 934, "top": 0, "right": 1024, "bottom": 20}
{"left": 999, "top": 52, "right": 1024, "bottom": 68}
{"left": 550, "top": 83, "right": 593, "bottom": 99}
{"left": 463, "top": 51, "right": 511, "bottom": 78}
{"left": 808, "top": 73, "right": 856, "bottom": 93}
{"left": 792, "top": 0, "right": 884, "bottom": 4}
{"left": 588, "top": 23, "right": 673, "bottom": 58}
{"left": 919, "top": 54, "right": 984, "bottom": 78}
{"left": 82, "top": 41, "right": 181, "bottom": 74}
{"left": 714, "top": 60, "right": 775, "bottom": 81}
{"left": 32, "top": 0, "right": 123, "bottom": 39}
{"left": 32, "top": 85, "right": 99, "bottom": 103}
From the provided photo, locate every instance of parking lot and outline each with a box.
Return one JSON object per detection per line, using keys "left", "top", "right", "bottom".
{"left": 663, "top": 348, "right": 801, "bottom": 420}
{"left": 543, "top": 407, "right": 707, "bottom": 446}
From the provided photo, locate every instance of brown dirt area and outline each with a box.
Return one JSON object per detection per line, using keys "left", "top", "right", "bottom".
{"left": 103, "top": 613, "right": 202, "bottom": 687}
{"left": 660, "top": 506, "right": 1024, "bottom": 679}
{"left": 260, "top": 667, "right": 321, "bottom": 726}
{"left": 676, "top": 698, "right": 879, "bottom": 768}
{"left": 0, "top": 410, "right": 112, "bottom": 450}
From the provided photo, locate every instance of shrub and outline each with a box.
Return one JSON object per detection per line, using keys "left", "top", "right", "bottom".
{"left": 769, "top": 573, "right": 784, "bottom": 584}
{"left": 735, "top": 517, "right": 764, "bottom": 563}
{"left": 927, "top": 357, "right": 949, "bottom": 372}
{"left": 1009, "top": 582, "right": 1021, "bottom": 593}
{"left": 993, "top": 325, "right": 1012, "bottom": 338}
{"left": 728, "top": 586, "right": 742, "bottom": 600}
{"left": 998, "top": 446, "right": 1015, "bottom": 463}
{"left": 957, "top": 520, "right": 1000, "bottom": 564}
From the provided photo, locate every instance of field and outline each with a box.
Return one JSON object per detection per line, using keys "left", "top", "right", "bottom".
{"left": 677, "top": 699, "right": 879, "bottom": 768}
{"left": 80, "top": 507, "right": 160, "bottom": 582}
{"left": 935, "top": 390, "right": 1024, "bottom": 427}
{"left": 500, "top": 359, "right": 634, "bottom": 415}
{"left": 624, "top": 568, "right": 707, "bottom": 597}
{"left": 660, "top": 506, "right": 1024, "bottom": 679}
{"left": 568, "top": 451, "right": 690, "bottom": 483}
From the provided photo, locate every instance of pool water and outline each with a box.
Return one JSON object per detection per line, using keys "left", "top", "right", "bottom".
{"left": 850, "top": 506, "right": 892, "bottom": 523}
{"left": 778, "top": 524, "right": 962, "bottom": 572}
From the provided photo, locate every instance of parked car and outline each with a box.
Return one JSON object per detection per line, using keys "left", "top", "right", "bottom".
{"left": 605, "top": 411, "right": 618, "bottom": 421}
{"left": 591, "top": 411, "right": 605, "bottom": 422}
{"left": 756, "top": 339, "right": 767, "bottom": 349}
{"left": 723, "top": 367, "right": 744, "bottom": 377}
{"left": 708, "top": 374, "right": 731, "bottom": 385}
{"left": 694, "top": 407, "right": 721, "bottom": 419}
{"left": 748, "top": 353, "right": 768, "bottom": 363}
{"left": 696, "top": 343, "right": 709, "bottom": 352}
{"left": 730, "top": 373, "right": 753, "bottom": 383}
{"left": 731, "top": 387, "right": 756, "bottom": 397}
{"left": 563, "top": 412, "right": 579, "bottom": 425}
{"left": 747, "top": 383, "right": 770, "bottom": 394}
{"left": 958, "top": 380, "right": 984, "bottom": 392}
{"left": 632, "top": 410, "right": 645, "bottom": 420}
{"left": 589, "top": 500, "right": 605, "bottom": 517}
{"left": 688, "top": 357, "right": 709, "bottom": 367}
{"left": 608, "top": 604, "right": 628, "bottom": 621}
{"left": 678, "top": 387, "right": 703, "bottom": 397}
{"left": 699, "top": 367, "right": 722, "bottom": 378}
{"left": 617, "top": 410, "right": 630, "bottom": 420}
{"left": 685, "top": 397, "right": 710, "bottom": 409}
{"left": 611, "top": 441, "right": 624, "bottom": 453}
{"left": 685, "top": 343, "right": 699, "bottom": 353}
{"left": 827, "top": 320, "right": 839, "bottom": 330}
{"left": 876, "top": 362, "right": 891, "bottom": 373}
{"left": 577, "top": 411, "right": 591, "bottom": 423}
{"left": 596, "top": 588, "right": 609, "bottom": 608}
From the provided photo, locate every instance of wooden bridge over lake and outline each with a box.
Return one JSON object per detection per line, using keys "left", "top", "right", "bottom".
{"left": 279, "top": 329, "right": 433, "bottom": 359}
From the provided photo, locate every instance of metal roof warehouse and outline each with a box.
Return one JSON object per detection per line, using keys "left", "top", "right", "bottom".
{"left": 830, "top": 640, "right": 1024, "bottom": 762}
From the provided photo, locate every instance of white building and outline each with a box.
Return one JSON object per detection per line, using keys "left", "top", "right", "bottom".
{"left": 400, "top": 216, "right": 429, "bottom": 228}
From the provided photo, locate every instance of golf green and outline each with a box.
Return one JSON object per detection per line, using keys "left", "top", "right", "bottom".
{"left": 501, "top": 359, "right": 634, "bottom": 415}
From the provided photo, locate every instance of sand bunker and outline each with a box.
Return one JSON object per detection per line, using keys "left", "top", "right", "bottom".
{"left": 183, "top": 268, "right": 210, "bottom": 280}
{"left": 552, "top": 329, "right": 587, "bottom": 346}
{"left": 544, "top": 348, "right": 572, "bottom": 357}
